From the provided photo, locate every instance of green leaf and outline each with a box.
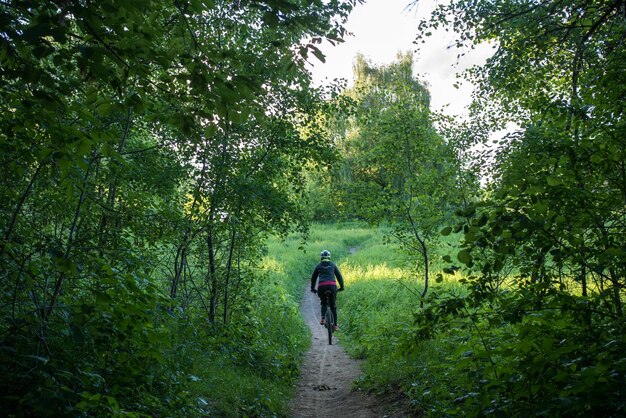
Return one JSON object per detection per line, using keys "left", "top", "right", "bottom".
{"left": 309, "top": 45, "right": 326, "bottom": 63}
{"left": 457, "top": 249, "right": 472, "bottom": 265}
{"left": 546, "top": 176, "right": 561, "bottom": 186}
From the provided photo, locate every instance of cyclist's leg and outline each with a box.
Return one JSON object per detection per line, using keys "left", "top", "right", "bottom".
{"left": 318, "top": 287, "right": 328, "bottom": 321}
{"left": 329, "top": 288, "right": 338, "bottom": 325}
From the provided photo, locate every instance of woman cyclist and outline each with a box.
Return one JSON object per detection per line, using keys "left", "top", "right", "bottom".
{"left": 310, "top": 250, "right": 344, "bottom": 331}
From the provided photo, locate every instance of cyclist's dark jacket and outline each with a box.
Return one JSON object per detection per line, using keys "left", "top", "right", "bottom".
{"left": 311, "top": 260, "right": 344, "bottom": 290}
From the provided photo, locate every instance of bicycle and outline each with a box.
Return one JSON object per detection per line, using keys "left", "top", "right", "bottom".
{"left": 322, "top": 290, "right": 334, "bottom": 345}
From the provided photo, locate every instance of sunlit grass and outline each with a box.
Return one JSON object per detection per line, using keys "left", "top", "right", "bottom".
{"left": 264, "top": 222, "right": 625, "bottom": 417}
{"left": 339, "top": 262, "right": 405, "bottom": 282}
{"left": 259, "top": 222, "right": 470, "bottom": 414}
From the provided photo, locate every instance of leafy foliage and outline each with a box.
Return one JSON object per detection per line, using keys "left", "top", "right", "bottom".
{"left": 0, "top": 0, "right": 361, "bottom": 415}
{"left": 404, "top": 0, "right": 626, "bottom": 416}
{"left": 316, "top": 53, "right": 470, "bottom": 304}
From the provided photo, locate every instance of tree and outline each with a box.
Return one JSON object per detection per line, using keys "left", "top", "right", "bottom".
{"left": 330, "top": 53, "right": 467, "bottom": 302}
{"left": 0, "top": 0, "right": 361, "bottom": 414}
{"left": 413, "top": 0, "right": 626, "bottom": 415}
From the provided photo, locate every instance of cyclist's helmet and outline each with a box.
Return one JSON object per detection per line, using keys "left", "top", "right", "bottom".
{"left": 320, "top": 250, "right": 331, "bottom": 260}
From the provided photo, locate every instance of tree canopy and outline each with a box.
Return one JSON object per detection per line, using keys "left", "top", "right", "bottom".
{"left": 411, "top": 0, "right": 626, "bottom": 415}
{"left": 1, "top": 0, "right": 624, "bottom": 415}
{"left": 0, "top": 0, "right": 361, "bottom": 415}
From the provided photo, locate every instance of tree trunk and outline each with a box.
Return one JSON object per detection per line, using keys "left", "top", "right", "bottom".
{"left": 407, "top": 206, "right": 429, "bottom": 308}
{"left": 222, "top": 222, "right": 237, "bottom": 324}
{"left": 609, "top": 268, "right": 623, "bottom": 318}
{"left": 170, "top": 230, "right": 189, "bottom": 299}
{"left": 208, "top": 216, "right": 218, "bottom": 323}
{"left": 1, "top": 160, "right": 45, "bottom": 257}
{"left": 45, "top": 154, "right": 96, "bottom": 319}
{"left": 97, "top": 106, "right": 133, "bottom": 251}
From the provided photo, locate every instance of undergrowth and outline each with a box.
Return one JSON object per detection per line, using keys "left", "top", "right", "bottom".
{"left": 149, "top": 234, "right": 316, "bottom": 418}
{"left": 286, "top": 223, "right": 626, "bottom": 417}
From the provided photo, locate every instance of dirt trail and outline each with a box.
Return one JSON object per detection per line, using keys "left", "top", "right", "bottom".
{"left": 288, "top": 285, "right": 402, "bottom": 418}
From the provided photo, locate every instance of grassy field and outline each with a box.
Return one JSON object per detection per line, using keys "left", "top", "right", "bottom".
{"left": 264, "top": 222, "right": 626, "bottom": 417}
{"left": 262, "top": 222, "right": 466, "bottom": 415}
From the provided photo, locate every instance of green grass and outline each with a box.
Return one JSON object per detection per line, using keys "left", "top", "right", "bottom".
{"left": 189, "top": 354, "right": 292, "bottom": 417}
{"left": 157, "top": 231, "right": 319, "bottom": 417}
{"left": 262, "top": 222, "right": 626, "bottom": 418}
{"left": 261, "top": 222, "right": 466, "bottom": 414}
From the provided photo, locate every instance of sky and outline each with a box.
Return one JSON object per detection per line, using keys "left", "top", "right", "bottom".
{"left": 307, "top": 0, "right": 495, "bottom": 119}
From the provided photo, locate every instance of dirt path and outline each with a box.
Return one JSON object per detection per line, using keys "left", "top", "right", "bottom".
{"left": 288, "top": 286, "right": 399, "bottom": 418}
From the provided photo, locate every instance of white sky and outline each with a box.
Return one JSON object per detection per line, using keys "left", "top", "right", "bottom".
{"left": 307, "top": 0, "right": 495, "bottom": 119}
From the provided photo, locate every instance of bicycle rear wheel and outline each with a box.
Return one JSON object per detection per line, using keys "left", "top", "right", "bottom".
{"left": 324, "top": 308, "right": 334, "bottom": 345}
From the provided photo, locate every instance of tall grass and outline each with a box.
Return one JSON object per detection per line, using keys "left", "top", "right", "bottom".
{"left": 322, "top": 225, "right": 466, "bottom": 405}
{"left": 264, "top": 222, "right": 466, "bottom": 415}
{"left": 269, "top": 223, "right": 625, "bottom": 417}
{"left": 158, "top": 230, "right": 320, "bottom": 417}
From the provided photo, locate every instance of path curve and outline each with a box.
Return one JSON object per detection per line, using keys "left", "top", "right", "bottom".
{"left": 288, "top": 286, "right": 389, "bottom": 418}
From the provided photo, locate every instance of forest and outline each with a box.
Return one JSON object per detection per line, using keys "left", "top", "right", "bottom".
{"left": 0, "top": 0, "right": 624, "bottom": 417}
